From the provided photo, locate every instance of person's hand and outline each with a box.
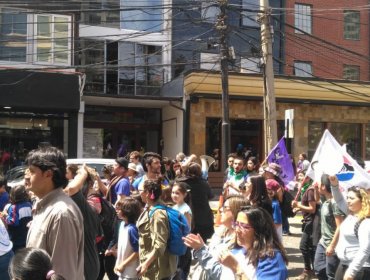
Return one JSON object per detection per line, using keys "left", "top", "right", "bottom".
{"left": 182, "top": 233, "right": 205, "bottom": 251}
{"left": 219, "top": 251, "right": 238, "bottom": 273}
{"left": 343, "top": 272, "right": 354, "bottom": 280}
{"left": 326, "top": 244, "right": 335, "bottom": 256}
{"left": 114, "top": 264, "right": 125, "bottom": 274}
{"left": 136, "top": 261, "right": 149, "bottom": 277}
{"left": 291, "top": 200, "right": 298, "bottom": 208}
{"left": 105, "top": 249, "right": 112, "bottom": 256}
{"left": 329, "top": 175, "right": 339, "bottom": 187}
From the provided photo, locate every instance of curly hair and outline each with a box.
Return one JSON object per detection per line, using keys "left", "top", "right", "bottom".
{"left": 347, "top": 186, "right": 370, "bottom": 220}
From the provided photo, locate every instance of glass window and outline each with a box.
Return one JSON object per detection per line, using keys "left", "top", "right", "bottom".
{"left": 294, "top": 61, "right": 313, "bottom": 77}
{"left": 120, "top": 0, "right": 163, "bottom": 32}
{"left": 200, "top": 52, "right": 220, "bottom": 70}
{"left": 78, "top": 39, "right": 105, "bottom": 93}
{"left": 242, "top": 0, "right": 259, "bottom": 27}
{"left": 344, "top": 11, "right": 360, "bottom": 40}
{"left": 0, "top": 9, "right": 27, "bottom": 62}
{"left": 328, "top": 123, "right": 361, "bottom": 158}
{"left": 240, "top": 57, "right": 260, "bottom": 73}
{"left": 118, "top": 42, "right": 163, "bottom": 96}
{"left": 201, "top": 2, "right": 219, "bottom": 23}
{"left": 35, "top": 14, "right": 71, "bottom": 64}
{"left": 295, "top": 4, "right": 312, "bottom": 34}
{"left": 308, "top": 122, "right": 325, "bottom": 159}
{"left": 366, "top": 123, "right": 370, "bottom": 159}
{"left": 343, "top": 65, "right": 360, "bottom": 80}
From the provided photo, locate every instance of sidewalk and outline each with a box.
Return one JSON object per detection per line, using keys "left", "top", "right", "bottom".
{"left": 284, "top": 216, "right": 318, "bottom": 279}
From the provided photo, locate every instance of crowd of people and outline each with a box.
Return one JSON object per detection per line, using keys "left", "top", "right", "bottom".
{"left": 0, "top": 147, "right": 369, "bottom": 280}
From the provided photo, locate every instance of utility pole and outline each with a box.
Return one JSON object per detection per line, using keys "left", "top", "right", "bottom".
{"left": 217, "top": 0, "right": 230, "bottom": 171}
{"left": 260, "top": 0, "right": 277, "bottom": 156}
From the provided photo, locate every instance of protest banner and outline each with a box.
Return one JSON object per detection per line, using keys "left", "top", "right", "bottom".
{"left": 306, "top": 129, "right": 370, "bottom": 190}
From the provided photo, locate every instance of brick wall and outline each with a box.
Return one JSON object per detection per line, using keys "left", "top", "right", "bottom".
{"left": 284, "top": 0, "right": 370, "bottom": 81}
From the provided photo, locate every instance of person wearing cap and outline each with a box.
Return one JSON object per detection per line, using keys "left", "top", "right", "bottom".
{"left": 266, "top": 179, "right": 283, "bottom": 241}
{"left": 105, "top": 157, "right": 130, "bottom": 205}
{"left": 263, "top": 163, "right": 291, "bottom": 235}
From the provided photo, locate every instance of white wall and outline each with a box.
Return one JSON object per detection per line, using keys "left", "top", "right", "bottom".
{"left": 162, "top": 105, "right": 183, "bottom": 158}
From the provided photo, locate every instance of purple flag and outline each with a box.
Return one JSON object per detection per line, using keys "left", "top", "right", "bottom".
{"left": 266, "top": 137, "right": 295, "bottom": 186}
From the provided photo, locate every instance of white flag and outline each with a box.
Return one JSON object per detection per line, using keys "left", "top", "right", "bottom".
{"left": 306, "top": 129, "right": 370, "bottom": 190}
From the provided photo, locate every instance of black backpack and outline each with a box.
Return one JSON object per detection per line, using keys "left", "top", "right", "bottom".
{"left": 280, "top": 190, "right": 296, "bottom": 218}
{"left": 89, "top": 193, "right": 116, "bottom": 242}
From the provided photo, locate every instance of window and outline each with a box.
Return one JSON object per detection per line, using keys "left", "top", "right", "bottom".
{"left": 366, "top": 124, "right": 370, "bottom": 159}
{"left": 0, "top": 9, "right": 72, "bottom": 65}
{"left": 200, "top": 53, "right": 220, "bottom": 70}
{"left": 35, "top": 14, "right": 71, "bottom": 64}
{"left": 344, "top": 11, "right": 360, "bottom": 40}
{"left": 343, "top": 65, "right": 360, "bottom": 80}
{"left": 295, "top": 4, "right": 312, "bottom": 34}
{"left": 118, "top": 42, "right": 163, "bottom": 95}
{"left": 201, "top": 2, "right": 219, "bottom": 23}
{"left": 242, "top": 0, "right": 259, "bottom": 27}
{"left": 308, "top": 122, "right": 362, "bottom": 159}
{"left": 120, "top": 0, "right": 163, "bottom": 32}
{"left": 240, "top": 57, "right": 260, "bottom": 73}
{"left": 294, "top": 61, "right": 313, "bottom": 77}
{"left": 0, "top": 9, "right": 27, "bottom": 62}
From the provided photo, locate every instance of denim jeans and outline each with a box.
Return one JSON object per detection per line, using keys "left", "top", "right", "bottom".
{"left": 314, "top": 243, "right": 339, "bottom": 280}
{"left": 0, "top": 250, "right": 14, "bottom": 280}
{"left": 282, "top": 213, "right": 290, "bottom": 234}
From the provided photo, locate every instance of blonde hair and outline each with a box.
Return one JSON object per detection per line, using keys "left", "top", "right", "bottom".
{"left": 348, "top": 187, "right": 370, "bottom": 220}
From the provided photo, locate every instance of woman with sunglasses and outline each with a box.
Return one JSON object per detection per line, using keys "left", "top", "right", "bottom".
{"left": 183, "top": 195, "right": 249, "bottom": 279}
{"left": 219, "top": 207, "right": 288, "bottom": 280}
{"left": 329, "top": 176, "right": 370, "bottom": 280}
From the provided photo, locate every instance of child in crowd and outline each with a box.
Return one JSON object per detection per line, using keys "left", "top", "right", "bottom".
{"left": 114, "top": 197, "right": 141, "bottom": 280}
{"left": 9, "top": 248, "right": 65, "bottom": 280}
{"left": 171, "top": 181, "right": 192, "bottom": 228}
{"left": 266, "top": 179, "right": 283, "bottom": 241}
{"left": 2, "top": 184, "right": 32, "bottom": 252}
{"left": 171, "top": 181, "right": 192, "bottom": 280}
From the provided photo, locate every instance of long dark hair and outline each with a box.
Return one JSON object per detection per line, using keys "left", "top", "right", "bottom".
{"left": 9, "top": 248, "right": 65, "bottom": 280}
{"left": 242, "top": 207, "right": 288, "bottom": 266}
{"left": 249, "top": 176, "right": 271, "bottom": 207}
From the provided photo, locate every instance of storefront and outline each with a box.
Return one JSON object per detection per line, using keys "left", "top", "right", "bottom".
{"left": 183, "top": 71, "right": 370, "bottom": 169}
{"left": 0, "top": 69, "right": 83, "bottom": 171}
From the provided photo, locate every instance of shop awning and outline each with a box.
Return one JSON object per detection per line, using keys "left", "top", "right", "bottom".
{"left": 0, "top": 69, "right": 85, "bottom": 112}
{"left": 184, "top": 71, "right": 370, "bottom": 105}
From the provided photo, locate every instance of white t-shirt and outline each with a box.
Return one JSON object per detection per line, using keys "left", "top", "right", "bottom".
{"left": 172, "top": 202, "right": 192, "bottom": 216}
{"left": 0, "top": 219, "right": 12, "bottom": 255}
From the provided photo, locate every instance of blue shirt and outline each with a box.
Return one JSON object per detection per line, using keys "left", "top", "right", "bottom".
{"left": 111, "top": 177, "right": 130, "bottom": 204}
{"left": 0, "top": 191, "right": 9, "bottom": 211}
{"left": 272, "top": 199, "right": 282, "bottom": 225}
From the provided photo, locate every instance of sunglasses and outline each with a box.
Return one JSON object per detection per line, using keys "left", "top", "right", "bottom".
{"left": 233, "top": 221, "right": 253, "bottom": 230}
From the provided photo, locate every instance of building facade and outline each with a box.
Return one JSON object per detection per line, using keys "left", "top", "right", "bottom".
{"left": 284, "top": 0, "right": 370, "bottom": 81}
{"left": 180, "top": 72, "right": 370, "bottom": 172}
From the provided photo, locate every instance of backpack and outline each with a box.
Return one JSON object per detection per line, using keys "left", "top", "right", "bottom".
{"left": 89, "top": 193, "right": 117, "bottom": 242}
{"left": 280, "top": 190, "right": 296, "bottom": 218}
{"left": 149, "top": 205, "right": 190, "bottom": 256}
